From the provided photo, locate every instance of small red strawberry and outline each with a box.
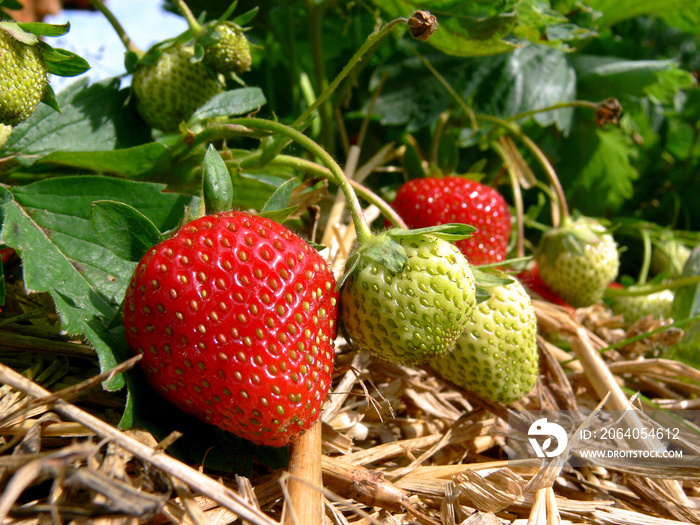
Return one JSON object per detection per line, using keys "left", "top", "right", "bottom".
{"left": 122, "top": 211, "right": 338, "bottom": 447}
{"left": 517, "top": 262, "right": 573, "bottom": 311}
{"left": 389, "top": 177, "right": 512, "bottom": 266}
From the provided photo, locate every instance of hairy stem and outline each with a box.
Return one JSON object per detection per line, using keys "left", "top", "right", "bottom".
{"left": 230, "top": 118, "right": 374, "bottom": 244}
{"left": 88, "top": 0, "right": 142, "bottom": 57}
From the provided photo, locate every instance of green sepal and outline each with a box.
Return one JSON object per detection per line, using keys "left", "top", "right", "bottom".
{"left": 475, "top": 286, "right": 491, "bottom": 305}
{"left": 18, "top": 20, "right": 69, "bottom": 37}
{"left": 91, "top": 200, "right": 165, "bottom": 263}
{"left": 40, "top": 83, "right": 60, "bottom": 113}
{"left": 472, "top": 267, "right": 513, "bottom": 288}
{"left": 202, "top": 144, "right": 234, "bottom": 215}
{"left": 337, "top": 232, "right": 407, "bottom": 290}
{"left": 261, "top": 178, "right": 296, "bottom": 214}
{"left": 216, "top": 0, "right": 239, "bottom": 24}
{"left": 124, "top": 50, "right": 140, "bottom": 73}
{"left": 232, "top": 7, "right": 259, "bottom": 27}
{"left": 537, "top": 217, "right": 606, "bottom": 266}
{"left": 0, "top": 20, "right": 38, "bottom": 44}
{"left": 38, "top": 42, "right": 91, "bottom": 77}
{"left": 386, "top": 223, "right": 476, "bottom": 243}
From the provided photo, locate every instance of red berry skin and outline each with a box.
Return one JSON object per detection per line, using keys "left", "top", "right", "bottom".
{"left": 122, "top": 211, "right": 338, "bottom": 447}
{"left": 517, "top": 262, "right": 573, "bottom": 311}
{"left": 390, "top": 177, "right": 512, "bottom": 266}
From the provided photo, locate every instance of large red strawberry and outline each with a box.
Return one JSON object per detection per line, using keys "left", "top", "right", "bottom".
{"left": 389, "top": 177, "right": 512, "bottom": 266}
{"left": 122, "top": 211, "right": 338, "bottom": 447}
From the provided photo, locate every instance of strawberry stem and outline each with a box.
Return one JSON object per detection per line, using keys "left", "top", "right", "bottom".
{"left": 290, "top": 16, "right": 410, "bottom": 133}
{"left": 88, "top": 0, "right": 143, "bottom": 58}
{"left": 411, "top": 46, "right": 570, "bottom": 226}
{"left": 230, "top": 117, "right": 375, "bottom": 244}
{"left": 172, "top": 0, "right": 205, "bottom": 37}
{"left": 604, "top": 274, "right": 700, "bottom": 297}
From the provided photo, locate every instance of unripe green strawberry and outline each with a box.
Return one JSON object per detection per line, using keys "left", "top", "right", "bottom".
{"left": 0, "top": 123, "right": 12, "bottom": 149}
{"left": 340, "top": 228, "right": 476, "bottom": 365}
{"left": 203, "top": 23, "right": 252, "bottom": 74}
{"left": 0, "top": 29, "right": 48, "bottom": 126}
{"left": 123, "top": 211, "right": 338, "bottom": 447}
{"left": 430, "top": 274, "right": 538, "bottom": 404}
{"left": 131, "top": 44, "right": 224, "bottom": 132}
{"left": 609, "top": 289, "right": 674, "bottom": 324}
{"left": 651, "top": 240, "right": 690, "bottom": 278}
{"left": 535, "top": 217, "right": 619, "bottom": 308}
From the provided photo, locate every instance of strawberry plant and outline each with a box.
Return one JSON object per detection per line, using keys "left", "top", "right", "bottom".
{"left": 2, "top": 0, "right": 700, "bottom": 521}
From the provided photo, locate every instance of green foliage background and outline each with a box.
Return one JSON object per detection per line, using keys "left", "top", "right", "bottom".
{"left": 1, "top": 0, "right": 700, "bottom": 470}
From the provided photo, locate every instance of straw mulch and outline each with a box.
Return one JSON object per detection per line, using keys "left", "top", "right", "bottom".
{"left": 1, "top": 205, "right": 699, "bottom": 525}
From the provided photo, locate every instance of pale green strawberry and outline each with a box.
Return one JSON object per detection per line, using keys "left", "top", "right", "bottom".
{"left": 609, "top": 290, "right": 674, "bottom": 324}
{"left": 429, "top": 273, "right": 538, "bottom": 404}
{"left": 0, "top": 123, "right": 12, "bottom": 149}
{"left": 651, "top": 240, "right": 690, "bottom": 278}
{"left": 340, "top": 227, "right": 476, "bottom": 365}
{"left": 131, "top": 44, "right": 224, "bottom": 132}
{"left": 535, "top": 217, "right": 620, "bottom": 308}
{"left": 203, "top": 22, "right": 252, "bottom": 74}
{"left": 0, "top": 29, "right": 48, "bottom": 126}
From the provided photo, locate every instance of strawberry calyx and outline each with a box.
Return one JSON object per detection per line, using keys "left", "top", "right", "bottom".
{"left": 537, "top": 216, "right": 611, "bottom": 266}
{"left": 339, "top": 223, "right": 476, "bottom": 289}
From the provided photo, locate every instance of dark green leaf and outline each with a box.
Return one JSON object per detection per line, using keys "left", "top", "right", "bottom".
{"left": 586, "top": 0, "right": 700, "bottom": 28}
{"left": 557, "top": 124, "right": 639, "bottom": 216}
{"left": 32, "top": 143, "right": 170, "bottom": 177}
{"left": 0, "top": 177, "right": 198, "bottom": 388}
{"left": 1, "top": 78, "right": 152, "bottom": 163}
{"left": 18, "top": 21, "right": 70, "bottom": 37}
{"left": 189, "top": 87, "right": 266, "bottom": 123}
{"left": 0, "top": 254, "right": 5, "bottom": 307}
{"left": 91, "top": 201, "right": 164, "bottom": 262}
{"left": 0, "top": 0, "right": 24, "bottom": 10}
{"left": 202, "top": 144, "right": 234, "bottom": 214}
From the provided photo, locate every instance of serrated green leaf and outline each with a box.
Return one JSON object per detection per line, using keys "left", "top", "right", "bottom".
{"left": 189, "top": 87, "right": 266, "bottom": 123}
{"left": 557, "top": 125, "right": 639, "bottom": 216}
{"left": 91, "top": 201, "right": 164, "bottom": 263}
{"left": 32, "top": 143, "right": 169, "bottom": 177}
{"left": 202, "top": 144, "right": 234, "bottom": 214}
{"left": 18, "top": 21, "right": 69, "bottom": 37}
{"left": 0, "top": 177, "right": 199, "bottom": 389}
{"left": 1, "top": 78, "right": 152, "bottom": 166}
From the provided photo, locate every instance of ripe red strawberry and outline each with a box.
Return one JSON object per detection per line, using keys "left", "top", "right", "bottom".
{"left": 122, "top": 211, "right": 338, "bottom": 447}
{"left": 389, "top": 177, "right": 512, "bottom": 265}
{"left": 517, "top": 261, "right": 573, "bottom": 311}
